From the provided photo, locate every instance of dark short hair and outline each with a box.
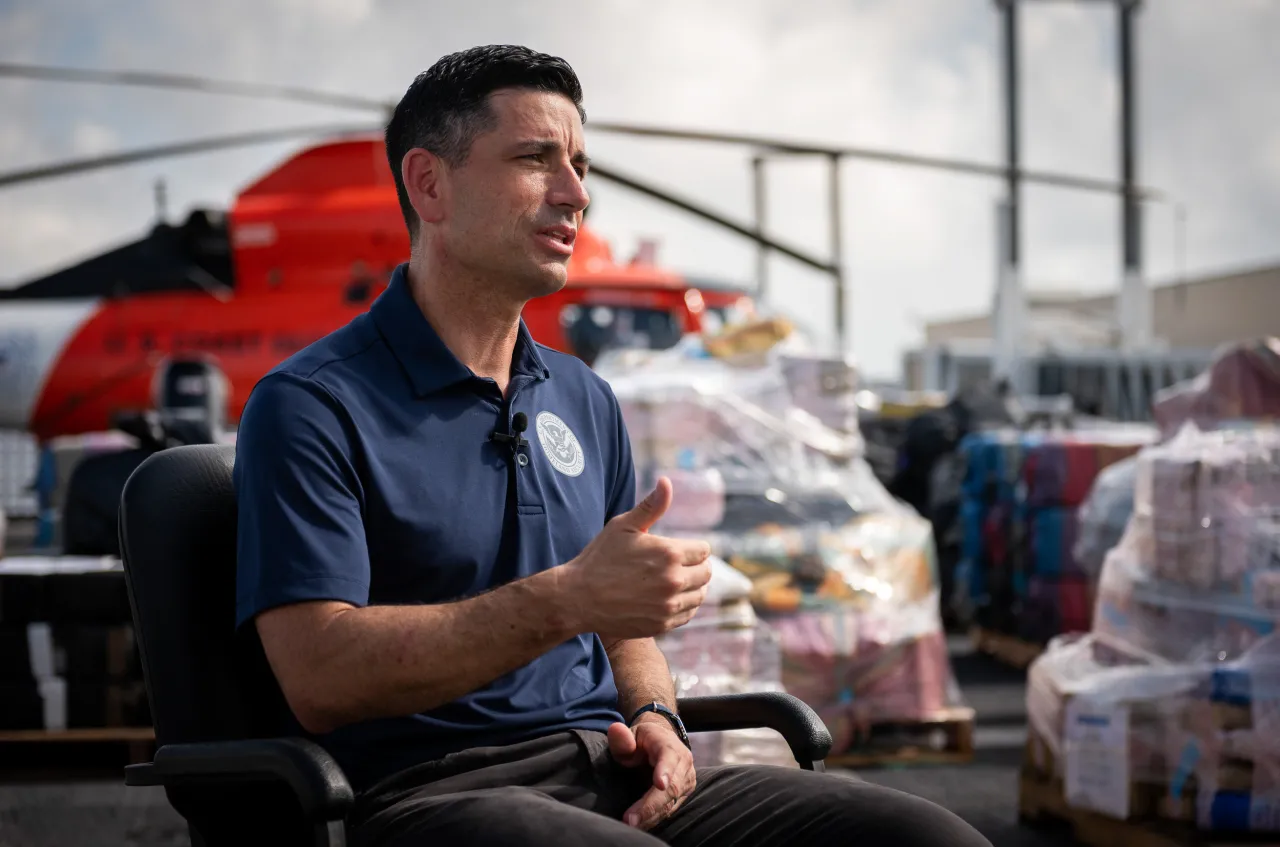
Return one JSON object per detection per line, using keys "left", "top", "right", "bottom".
{"left": 385, "top": 45, "right": 586, "bottom": 239}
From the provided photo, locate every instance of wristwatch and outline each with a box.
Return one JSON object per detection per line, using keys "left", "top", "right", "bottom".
{"left": 629, "top": 702, "right": 691, "bottom": 749}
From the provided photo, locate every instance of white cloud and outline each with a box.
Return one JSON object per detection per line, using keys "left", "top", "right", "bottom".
{"left": 0, "top": 0, "right": 1275, "bottom": 380}
{"left": 70, "top": 121, "right": 118, "bottom": 156}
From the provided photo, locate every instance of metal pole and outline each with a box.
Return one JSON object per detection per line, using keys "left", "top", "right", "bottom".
{"left": 991, "top": 0, "right": 1023, "bottom": 391}
{"left": 999, "top": 0, "right": 1020, "bottom": 270}
{"left": 827, "top": 152, "right": 846, "bottom": 353}
{"left": 1117, "top": 0, "right": 1150, "bottom": 350}
{"left": 752, "top": 154, "right": 768, "bottom": 301}
{"left": 1120, "top": 0, "right": 1139, "bottom": 282}
{"left": 153, "top": 177, "right": 168, "bottom": 224}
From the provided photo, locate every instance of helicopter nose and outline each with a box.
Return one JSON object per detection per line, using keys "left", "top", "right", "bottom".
{"left": 0, "top": 299, "right": 100, "bottom": 430}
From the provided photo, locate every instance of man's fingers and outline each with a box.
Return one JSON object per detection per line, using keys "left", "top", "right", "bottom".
{"left": 680, "top": 562, "right": 713, "bottom": 591}
{"left": 674, "top": 586, "right": 707, "bottom": 615}
{"left": 648, "top": 742, "right": 683, "bottom": 784}
{"left": 625, "top": 786, "right": 681, "bottom": 830}
{"left": 615, "top": 477, "right": 673, "bottom": 533}
{"left": 607, "top": 722, "right": 641, "bottom": 764}
{"left": 626, "top": 773, "right": 694, "bottom": 831}
{"left": 677, "top": 539, "right": 712, "bottom": 566}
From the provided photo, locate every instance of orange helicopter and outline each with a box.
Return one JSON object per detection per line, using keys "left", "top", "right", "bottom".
{"left": 0, "top": 132, "right": 757, "bottom": 443}
{"left": 0, "top": 63, "right": 850, "bottom": 445}
{"left": 3, "top": 58, "right": 1128, "bottom": 447}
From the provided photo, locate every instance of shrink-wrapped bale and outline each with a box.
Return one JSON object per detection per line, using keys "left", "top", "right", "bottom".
{"left": 1153, "top": 338, "right": 1280, "bottom": 440}
{"left": 603, "top": 335, "right": 969, "bottom": 760}
{"left": 1027, "top": 423, "right": 1280, "bottom": 833}
{"left": 1074, "top": 455, "right": 1139, "bottom": 579}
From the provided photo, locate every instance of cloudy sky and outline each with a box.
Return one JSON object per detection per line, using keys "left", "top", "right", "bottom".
{"left": 0, "top": 0, "right": 1276, "bottom": 379}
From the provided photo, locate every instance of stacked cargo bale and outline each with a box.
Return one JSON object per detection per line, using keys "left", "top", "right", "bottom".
{"left": 955, "top": 427, "right": 1156, "bottom": 645}
{"left": 0, "top": 559, "right": 149, "bottom": 732}
{"left": 601, "top": 333, "right": 972, "bottom": 766}
{"left": 655, "top": 557, "right": 797, "bottom": 769}
{"left": 955, "top": 429, "right": 1026, "bottom": 633}
{"left": 1025, "top": 423, "right": 1280, "bottom": 837}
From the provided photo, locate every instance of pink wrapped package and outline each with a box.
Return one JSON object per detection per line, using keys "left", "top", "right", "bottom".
{"left": 656, "top": 613, "right": 757, "bottom": 681}
{"left": 647, "top": 398, "right": 724, "bottom": 445}
{"left": 656, "top": 467, "right": 726, "bottom": 532}
{"left": 1153, "top": 338, "right": 1280, "bottom": 439}
{"left": 772, "top": 609, "right": 958, "bottom": 753}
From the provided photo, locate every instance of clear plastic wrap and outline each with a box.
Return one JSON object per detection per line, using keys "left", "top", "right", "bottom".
{"left": 605, "top": 335, "right": 968, "bottom": 759}
{"left": 1090, "top": 425, "right": 1280, "bottom": 664}
{"left": 1027, "top": 423, "right": 1280, "bottom": 832}
{"left": 1073, "top": 455, "right": 1139, "bottom": 579}
{"left": 656, "top": 557, "right": 797, "bottom": 768}
{"left": 1027, "top": 633, "right": 1280, "bottom": 831}
{"left": 685, "top": 509, "right": 967, "bottom": 750}
{"left": 775, "top": 616, "right": 963, "bottom": 753}
{"left": 599, "top": 337, "right": 880, "bottom": 532}
{"left": 1134, "top": 425, "right": 1280, "bottom": 595}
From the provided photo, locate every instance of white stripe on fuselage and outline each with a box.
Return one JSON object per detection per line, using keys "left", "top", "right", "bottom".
{"left": 0, "top": 299, "right": 101, "bottom": 430}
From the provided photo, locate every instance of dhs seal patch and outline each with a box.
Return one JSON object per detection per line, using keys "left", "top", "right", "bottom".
{"left": 535, "top": 411, "right": 585, "bottom": 477}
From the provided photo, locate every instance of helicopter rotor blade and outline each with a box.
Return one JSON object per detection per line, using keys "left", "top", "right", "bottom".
{"left": 0, "top": 63, "right": 1162, "bottom": 199}
{"left": 0, "top": 124, "right": 383, "bottom": 190}
{"left": 0, "top": 62, "right": 390, "bottom": 113}
{"left": 587, "top": 162, "right": 835, "bottom": 275}
{"left": 588, "top": 121, "right": 1164, "bottom": 200}
{"left": 0, "top": 118, "right": 834, "bottom": 272}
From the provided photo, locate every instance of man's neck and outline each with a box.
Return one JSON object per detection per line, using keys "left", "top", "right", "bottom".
{"left": 405, "top": 256, "right": 525, "bottom": 393}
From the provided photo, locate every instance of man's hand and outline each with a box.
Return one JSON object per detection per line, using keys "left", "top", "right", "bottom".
{"left": 608, "top": 716, "right": 697, "bottom": 830}
{"left": 560, "top": 477, "right": 712, "bottom": 640}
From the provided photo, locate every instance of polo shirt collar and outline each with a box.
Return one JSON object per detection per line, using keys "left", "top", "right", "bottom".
{"left": 371, "top": 263, "right": 549, "bottom": 397}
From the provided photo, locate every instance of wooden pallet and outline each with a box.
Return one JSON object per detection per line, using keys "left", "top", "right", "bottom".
{"left": 1019, "top": 739, "right": 1279, "bottom": 847}
{"left": 970, "top": 626, "right": 1044, "bottom": 669}
{"left": 825, "top": 706, "right": 975, "bottom": 768}
{"left": 0, "top": 727, "right": 155, "bottom": 782}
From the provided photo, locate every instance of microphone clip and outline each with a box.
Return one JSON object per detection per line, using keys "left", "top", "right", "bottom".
{"left": 490, "top": 411, "right": 530, "bottom": 454}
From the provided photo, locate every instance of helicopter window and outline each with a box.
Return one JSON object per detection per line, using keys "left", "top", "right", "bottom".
{"left": 702, "top": 308, "right": 726, "bottom": 335}
{"left": 344, "top": 279, "right": 372, "bottom": 304}
{"left": 561, "top": 305, "right": 683, "bottom": 365}
{"left": 560, "top": 304, "right": 582, "bottom": 327}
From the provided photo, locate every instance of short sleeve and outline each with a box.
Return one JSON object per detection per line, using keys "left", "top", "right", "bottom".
{"left": 604, "top": 391, "right": 638, "bottom": 521}
{"left": 233, "top": 372, "right": 371, "bottom": 630}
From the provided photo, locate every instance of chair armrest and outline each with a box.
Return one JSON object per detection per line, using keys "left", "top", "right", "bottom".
{"left": 677, "top": 692, "right": 832, "bottom": 767}
{"left": 125, "top": 737, "right": 353, "bottom": 822}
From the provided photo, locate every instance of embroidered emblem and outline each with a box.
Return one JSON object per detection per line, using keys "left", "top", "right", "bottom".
{"left": 535, "top": 411, "right": 585, "bottom": 477}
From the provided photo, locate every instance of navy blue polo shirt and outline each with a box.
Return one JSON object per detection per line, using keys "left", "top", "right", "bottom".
{"left": 233, "top": 263, "right": 634, "bottom": 792}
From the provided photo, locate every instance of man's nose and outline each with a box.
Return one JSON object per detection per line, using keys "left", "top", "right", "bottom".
{"left": 551, "top": 163, "right": 590, "bottom": 212}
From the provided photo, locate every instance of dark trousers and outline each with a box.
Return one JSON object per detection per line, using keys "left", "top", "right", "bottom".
{"left": 348, "top": 730, "right": 991, "bottom": 846}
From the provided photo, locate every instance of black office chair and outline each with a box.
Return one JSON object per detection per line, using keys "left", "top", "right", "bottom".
{"left": 117, "top": 443, "right": 832, "bottom": 847}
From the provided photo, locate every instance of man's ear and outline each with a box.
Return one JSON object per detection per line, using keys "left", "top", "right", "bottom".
{"left": 401, "top": 148, "right": 448, "bottom": 225}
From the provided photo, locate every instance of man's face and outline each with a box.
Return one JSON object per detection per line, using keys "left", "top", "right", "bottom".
{"left": 434, "top": 88, "right": 590, "bottom": 300}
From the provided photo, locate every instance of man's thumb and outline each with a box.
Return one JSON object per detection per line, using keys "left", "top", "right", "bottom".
{"left": 619, "top": 476, "right": 672, "bottom": 532}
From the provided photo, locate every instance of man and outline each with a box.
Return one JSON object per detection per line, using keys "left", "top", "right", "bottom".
{"left": 234, "top": 44, "right": 991, "bottom": 847}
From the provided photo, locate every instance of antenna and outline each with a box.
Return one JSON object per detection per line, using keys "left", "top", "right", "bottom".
{"left": 153, "top": 177, "right": 168, "bottom": 224}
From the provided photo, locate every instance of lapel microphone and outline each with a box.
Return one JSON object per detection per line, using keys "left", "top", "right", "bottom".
{"left": 490, "top": 411, "right": 530, "bottom": 455}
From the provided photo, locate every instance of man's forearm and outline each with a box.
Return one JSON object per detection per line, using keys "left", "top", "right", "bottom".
{"left": 606, "top": 637, "right": 679, "bottom": 721}
{"left": 288, "top": 568, "right": 580, "bottom": 734}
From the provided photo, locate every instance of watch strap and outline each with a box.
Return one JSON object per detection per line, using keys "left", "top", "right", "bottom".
{"left": 628, "top": 702, "right": 691, "bottom": 748}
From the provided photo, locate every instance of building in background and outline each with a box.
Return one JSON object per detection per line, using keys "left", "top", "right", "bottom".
{"left": 901, "top": 261, "right": 1279, "bottom": 420}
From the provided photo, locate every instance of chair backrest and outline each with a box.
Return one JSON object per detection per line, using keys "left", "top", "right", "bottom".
{"left": 118, "top": 443, "right": 290, "bottom": 747}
